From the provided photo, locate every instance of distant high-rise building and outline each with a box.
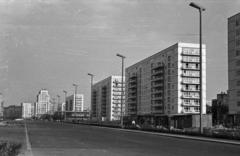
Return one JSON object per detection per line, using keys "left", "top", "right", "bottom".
{"left": 66, "top": 94, "right": 83, "bottom": 112}
{"left": 125, "top": 43, "right": 206, "bottom": 116}
{"left": 35, "top": 89, "right": 51, "bottom": 118}
{"left": 228, "top": 13, "right": 240, "bottom": 117}
{"left": 91, "top": 76, "right": 125, "bottom": 121}
{"left": 21, "top": 103, "right": 32, "bottom": 119}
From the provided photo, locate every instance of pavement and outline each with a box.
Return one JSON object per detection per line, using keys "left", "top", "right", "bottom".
{"left": 88, "top": 124, "right": 240, "bottom": 146}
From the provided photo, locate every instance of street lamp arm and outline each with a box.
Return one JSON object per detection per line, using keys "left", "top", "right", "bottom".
{"left": 189, "top": 2, "right": 206, "bottom": 11}
{"left": 88, "top": 73, "right": 94, "bottom": 77}
{"left": 116, "top": 54, "right": 126, "bottom": 59}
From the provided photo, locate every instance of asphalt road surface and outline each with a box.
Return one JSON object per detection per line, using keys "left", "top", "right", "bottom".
{"left": 26, "top": 121, "right": 240, "bottom": 156}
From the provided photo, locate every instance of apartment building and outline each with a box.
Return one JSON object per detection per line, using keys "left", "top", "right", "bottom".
{"left": 4, "top": 105, "right": 22, "bottom": 119}
{"left": 91, "top": 76, "right": 125, "bottom": 121}
{"left": 21, "top": 103, "right": 32, "bottom": 119}
{"left": 35, "top": 89, "right": 51, "bottom": 118}
{"left": 228, "top": 12, "right": 240, "bottom": 117}
{"left": 66, "top": 94, "right": 84, "bottom": 112}
{"left": 125, "top": 43, "right": 206, "bottom": 117}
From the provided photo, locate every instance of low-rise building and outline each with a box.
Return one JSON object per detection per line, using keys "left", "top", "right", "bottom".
{"left": 4, "top": 105, "right": 22, "bottom": 119}
{"left": 21, "top": 103, "right": 32, "bottom": 119}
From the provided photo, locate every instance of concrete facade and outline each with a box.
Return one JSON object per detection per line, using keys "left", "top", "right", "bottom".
{"left": 21, "top": 103, "right": 32, "bottom": 119}
{"left": 125, "top": 43, "right": 206, "bottom": 116}
{"left": 66, "top": 94, "right": 84, "bottom": 112}
{"left": 228, "top": 12, "right": 240, "bottom": 115}
{"left": 35, "top": 89, "right": 51, "bottom": 118}
{"left": 91, "top": 76, "right": 125, "bottom": 121}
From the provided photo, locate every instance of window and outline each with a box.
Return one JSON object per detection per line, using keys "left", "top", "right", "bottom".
{"left": 237, "top": 101, "right": 240, "bottom": 107}
{"left": 236, "top": 50, "right": 240, "bottom": 56}
{"left": 168, "top": 97, "right": 171, "bottom": 102}
{"left": 168, "top": 90, "right": 170, "bottom": 95}
{"left": 237, "top": 91, "right": 240, "bottom": 97}
{"left": 168, "top": 76, "right": 171, "bottom": 82}
{"left": 168, "top": 83, "right": 170, "bottom": 89}
{"left": 168, "top": 55, "right": 171, "bottom": 62}
{"left": 237, "top": 20, "right": 239, "bottom": 26}
{"left": 237, "top": 80, "right": 240, "bottom": 86}
{"left": 236, "top": 40, "right": 240, "bottom": 46}
{"left": 237, "top": 30, "right": 240, "bottom": 36}
{"left": 237, "top": 60, "right": 240, "bottom": 66}
{"left": 168, "top": 69, "right": 171, "bottom": 75}
{"left": 236, "top": 70, "right": 240, "bottom": 76}
{"left": 168, "top": 63, "right": 171, "bottom": 68}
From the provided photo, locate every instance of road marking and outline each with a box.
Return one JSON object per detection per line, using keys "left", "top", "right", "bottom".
{"left": 25, "top": 122, "right": 33, "bottom": 156}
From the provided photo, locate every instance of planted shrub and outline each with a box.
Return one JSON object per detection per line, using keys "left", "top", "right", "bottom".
{"left": 0, "top": 141, "right": 22, "bottom": 156}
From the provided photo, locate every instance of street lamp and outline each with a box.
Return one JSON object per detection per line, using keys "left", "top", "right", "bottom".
{"left": 189, "top": 2, "right": 206, "bottom": 134}
{"left": 63, "top": 91, "right": 67, "bottom": 122}
{"left": 57, "top": 95, "right": 60, "bottom": 121}
{"left": 73, "top": 84, "right": 78, "bottom": 123}
{"left": 88, "top": 73, "right": 94, "bottom": 125}
{"left": 116, "top": 54, "right": 126, "bottom": 128}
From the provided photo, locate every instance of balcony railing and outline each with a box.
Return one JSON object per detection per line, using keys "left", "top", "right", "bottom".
{"left": 151, "top": 103, "right": 163, "bottom": 107}
{"left": 151, "top": 76, "right": 164, "bottom": 81}
{"left": 182, "top": 110, "right": 199, "bottom": 113}
{"left": 181, "top": 102, "right": 200, "bottom": 106}
{"left": 181, "top": 66, "right": 200, "bottom": 70}
{"left": 151, "top": 110, "right": 163, "bottom": 114}
{"left": 181, "top": 80, "right": 200, "bottom": 84}
{"left": 181, "top": 95, "right": 200, "bottom": 99}
{"left": 152, "top": 96, "right": 163, "bottom": 100}
{"left": 151, "top": 90, "right": 163, "bottom": 94}
{"left": 181, "top": 73, "right": 200, "bottom": 77}
{"left": 182, "top": 87, "right": 200, "bottom": 92}
{"left": 152, "top": 70, "right": 163, "bottom": 75}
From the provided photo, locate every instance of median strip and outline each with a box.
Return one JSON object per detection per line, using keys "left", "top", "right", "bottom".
{"left": 24, "top": 122, "right": 33, "bottom": 156}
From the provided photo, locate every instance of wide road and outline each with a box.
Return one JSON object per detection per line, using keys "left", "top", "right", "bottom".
{"left": 26, "top": 121, "right": 240, "bottom": 156}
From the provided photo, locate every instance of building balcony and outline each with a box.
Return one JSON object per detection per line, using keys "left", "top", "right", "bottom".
{"left": 113, "top": 89, "right": 122, "bottom": 92}
{"left": 182, "top": 110, "right": 199, "bottom": 113}
{"left": 128, "top": 79, "right": 137, "bottom": 84}
{"left": 152, "top": 96, "right": 163, "bottom": 100}
{"left": 112, "top": 105, "right": 121, "bottom": 108}
{"left": 152, "top": 63, "right": 164, "bottom": 69}
{"left": 181, "top": 52, "right": 200, "bottom": 56}
{"left": 128, "top": 100, "right": 137, "bottom": 104}
{"left": 151, "top": 70, "right": 164, "bottom": 75}
{"left": 128, "top": 89, "right": 137, "bottom": 94}
{"left": 181, "top": 73, "right": 199, "bottom": 78}
{"left": 152, "top": 83, "right": 164, "bottom": 88}
{"left": 181, "top": 66, "right": 200, "bottom": 70}
{"left": 181, "top": 81, "right": 199, "bottom": 85}
{"left": 113, "top": 85, "right": 124, "bottom": 88}
{"left": 151, "top": 76, "right": 164, "bottom": 82}
{"left": 151, "top": 110, "right": 163, "bottom": 114}
{"left": 181, "top": 103, "right": 200, "bottom": 107}
{"left": 112, "top": 113, "right": 121, "bottom": 117}
{"left": 181, "top": 59, "right": 200, "bottom": 63}
{"left": 151, "top": 103, "right": 163, "bottom": 107}
{"left": 113, "top": 93, "right": 122, "bottom": 96}
{"left": 181, "top": 95, "right": 200, "bottom": 99}
{"left": 181, "top": 87, "right": 200, "bottom": 92}
{"left": 128, "top": 84, "right": 137, "bottom": 89}
{"left": 113, "top": 80, "right": 125, "bottom": 84}
{"left": 151, "top": 89, "right": 163, "bottom": 94}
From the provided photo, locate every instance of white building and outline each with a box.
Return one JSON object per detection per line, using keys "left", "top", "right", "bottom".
{"left": 35, "top": 89, "right": 51, "bottom": 118}
{"left": 228, "top": 12, "right": 240, "bottom": 116}
{"left": 66, "top": 94, "right": 83, "bottom": 112}
{"left": 125, "top": 43, "right": 206, "bottom": 116}
{"left": 91, "top": 76, "right": 125, "bottom": 121}
{"left": 21, "top": 103, "right": 32, "bottom": 119}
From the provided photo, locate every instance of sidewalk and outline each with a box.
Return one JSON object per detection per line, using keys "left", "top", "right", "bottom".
{"left": 81, "top": 123, "right": 240, "bottom": 146}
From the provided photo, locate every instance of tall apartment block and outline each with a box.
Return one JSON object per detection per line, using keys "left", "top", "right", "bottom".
{"left": 21, "top": 103, "right": 32, "bottom": 119}
{"left": 91, "top": 76, "right": 125, "bottom": 121}
{"left": 125, "top": 43, "right": 206, "bottom": 117}
{"left": 35, "top": 89, "right": 51, "bottom": 118}
{"left": 66, "top": 94, "right": 84, "bottom": 112}
{"left": 228, "top": 12, "right": 240, "bottom": 117}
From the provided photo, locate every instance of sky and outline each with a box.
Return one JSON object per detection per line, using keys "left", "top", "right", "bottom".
{"left": 0, "top": 0, "right": 239, "bottom": 109}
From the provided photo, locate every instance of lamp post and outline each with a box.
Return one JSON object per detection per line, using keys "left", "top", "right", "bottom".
{"left": 57, "top": 95, "right": 60, "bottom": 121}
{"left": 63, "top": 91, "right": 67, "bottom": 122}
{"left": 116, "top": 54, "right": 125, "bottom": 128}
{"left": 189, "top": 2, "right": 205, "bottom": 134}
{"left": 88, "top": 73, "right": 94, "bottom": 125}
{"left": 73, "top": 84, "right": 78, "bottom": 123}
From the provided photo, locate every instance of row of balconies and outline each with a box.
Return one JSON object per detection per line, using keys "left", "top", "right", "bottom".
{"left": 181, "top": 102, "right": 200, "bottom": 106}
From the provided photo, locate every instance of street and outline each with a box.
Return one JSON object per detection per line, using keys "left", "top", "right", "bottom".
{"left": 25, "top": 121, "right": 240, "bottom": 156}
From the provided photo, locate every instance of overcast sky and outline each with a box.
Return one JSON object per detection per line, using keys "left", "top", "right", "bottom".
{"left": 0, "top": 0, "right": 239, "bottom": 109}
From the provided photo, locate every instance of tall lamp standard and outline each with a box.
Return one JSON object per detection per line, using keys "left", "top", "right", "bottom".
{"left": 57, "top": 95, "right": 60, "bottom": 121}
{"left": 88, "top": 73, "right": 94, "bottom": 124}
{"left": 116, "top": 54, "right": 126, "bottom": 128}
{"left": 63, "top": 91, "right": 67, "bottom": 122}
{"left": 189, "top": 2, "right": 206, "bottom": 134}
{"left": 73, "top": 84, "right": 78, "bottom": 123}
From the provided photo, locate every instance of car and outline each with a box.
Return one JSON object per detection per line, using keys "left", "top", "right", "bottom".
{"left": 15, "top": 118, "right": 24, "bottom": 121}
